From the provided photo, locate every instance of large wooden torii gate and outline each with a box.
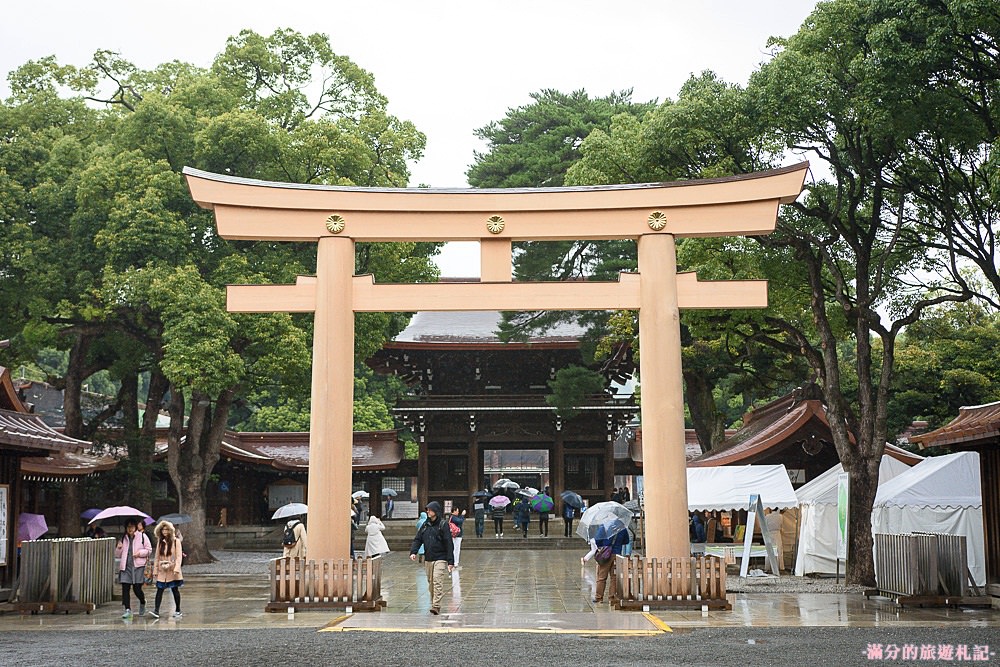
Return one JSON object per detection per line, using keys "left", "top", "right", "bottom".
{"left": 184, "top": 162, "right": 807, "bottom": 562}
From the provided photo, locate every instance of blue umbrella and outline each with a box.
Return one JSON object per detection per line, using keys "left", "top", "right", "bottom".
{"left": 80, "top": 508, "right": 103, "bottom": 521}
{"left": 472, "top": 490, "right": 491, "bottom": 498}
{"left": 381, "top": 488, "right": 398, "bottom": 497}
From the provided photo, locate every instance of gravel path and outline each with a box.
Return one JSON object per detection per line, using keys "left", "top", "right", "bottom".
{"left": 1, "top": 626, "right": 993, "bottom": 667}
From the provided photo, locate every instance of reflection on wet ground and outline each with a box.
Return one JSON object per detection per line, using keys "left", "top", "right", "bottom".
{"left": 1, "top": 549, "right": 996, "bottom": 632}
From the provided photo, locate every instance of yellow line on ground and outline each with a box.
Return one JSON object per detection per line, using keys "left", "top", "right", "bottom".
{"left": 319, "top": 614, "right": 353, "bottom": 631}
{"left": 643, "top": 612, "right": 673, "bottom": 633}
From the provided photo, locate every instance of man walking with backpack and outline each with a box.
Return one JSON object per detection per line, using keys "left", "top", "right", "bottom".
{"left": 409, "top": 501, "right": 454, "bottom": 615}
{"left": 282, "top": 517, "right": 307, "bottom": 559}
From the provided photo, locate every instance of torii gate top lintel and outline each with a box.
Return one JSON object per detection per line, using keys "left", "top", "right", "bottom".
{"left": 182, "top": 163, "right": 808, "bottom": 243}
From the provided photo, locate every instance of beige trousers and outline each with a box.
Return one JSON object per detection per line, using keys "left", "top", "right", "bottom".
{"left": 424, "top": 559, "right": 448, "bottom": 611}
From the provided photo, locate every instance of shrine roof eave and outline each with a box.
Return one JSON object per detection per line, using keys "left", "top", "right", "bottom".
{"left": 910, "top": 400, "right": 1000, "bottom": 450}
{"left": 0, "top": 407, "right": 92, "bottom": 454}
{"left": 21, "top": 451, "right": 118, "bottom": 481}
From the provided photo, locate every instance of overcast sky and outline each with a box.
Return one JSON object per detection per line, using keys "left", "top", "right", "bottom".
{"left": 2, "top": 1, "right": 818, "bottom": 274}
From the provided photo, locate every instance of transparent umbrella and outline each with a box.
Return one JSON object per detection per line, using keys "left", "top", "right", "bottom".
{"left": 576, "top": 501, "right": 633, "bottom": 541}
{"left": 271, "top": 503, "right": 308, "bottom": 520}
{"left": 493, "top": 479, "right": 520, "bottom": 490}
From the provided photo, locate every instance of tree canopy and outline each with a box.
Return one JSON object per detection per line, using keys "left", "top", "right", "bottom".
{"left": 0, "top": 28, "right": 439, "bottom": 561}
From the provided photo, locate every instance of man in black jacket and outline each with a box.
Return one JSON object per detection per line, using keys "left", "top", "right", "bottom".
{"left": 409, "top": 501, "right": 454, "bottom": 614}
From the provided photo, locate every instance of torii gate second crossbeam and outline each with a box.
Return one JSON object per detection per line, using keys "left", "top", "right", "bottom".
{"left": 184, "top": 163, "right": 808, "bottom": 561}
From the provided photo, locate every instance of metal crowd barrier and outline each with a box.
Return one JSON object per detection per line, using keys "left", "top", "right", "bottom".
{"left": 871, "top": 532, "right": 987, "bottom": 606}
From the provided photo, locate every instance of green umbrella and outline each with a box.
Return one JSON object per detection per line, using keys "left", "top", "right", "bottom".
{"left": 528, "top": 493, "right": 554, "bottom": 513}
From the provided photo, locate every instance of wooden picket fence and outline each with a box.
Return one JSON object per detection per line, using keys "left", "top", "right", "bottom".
{"left": 14, "top": 537, "right": 115, "bottom": 613}
{"left": 267, "top": 555, "right": 384, "bottom": 612}
{"left": 615, "top": 555, "right": 730, "bottom": 610}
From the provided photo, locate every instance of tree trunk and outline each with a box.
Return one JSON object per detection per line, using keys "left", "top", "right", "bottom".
{"left": 58, "top": 481, "right": 82, "bottom": 538}
{"left": 58, "top": 334, "right": 90, "bottom": 538}
{"left": 166, "top": 385, "right": 234, "bottom": 564}
{"left": 683, "top": 369, "right": 726, "bottom": 452}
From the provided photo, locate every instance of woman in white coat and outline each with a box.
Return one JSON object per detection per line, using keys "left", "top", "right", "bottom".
{"left": 364, "top": 515, "right": 390, "bottom": 558}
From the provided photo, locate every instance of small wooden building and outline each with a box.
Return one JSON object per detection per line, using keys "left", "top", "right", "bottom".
{"left": 687, "top": 385, "right": 922, "bottom": 483}
{"left": 910, "top": 401, "right": 1000, "bottom": 598}
{"left": 207, "top": 429, "right": 407, "bottom": 524}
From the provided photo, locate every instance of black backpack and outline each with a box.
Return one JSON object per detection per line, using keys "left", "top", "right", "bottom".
{"left": 282, "top": 521, "right": 299, "bottom": 547}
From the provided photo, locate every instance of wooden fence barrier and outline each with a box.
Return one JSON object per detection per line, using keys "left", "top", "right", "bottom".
{"left": 14, "top": 537, "right": 115, "bottom": 613}
{"left": 267, "top": 555, "right": 384, "bottom": 612}
{"left": 615, "top": 555, "right": 730, "bottom": 610}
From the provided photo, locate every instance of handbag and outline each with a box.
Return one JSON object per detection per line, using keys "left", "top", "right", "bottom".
{"left": 143, "top": 560, "right": 155, "bottom": 584}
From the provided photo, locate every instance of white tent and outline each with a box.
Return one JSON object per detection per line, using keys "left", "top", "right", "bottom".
{"left": 687, "top": 465, "right": 798, "bottom": 511}
{"left": 794, "top": 455, "right": 912, "bottom": 576}
{"left": 872, "top": 451, "right": 985, "bottom": 587}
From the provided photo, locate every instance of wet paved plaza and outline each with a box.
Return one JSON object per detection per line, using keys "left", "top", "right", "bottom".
{"left": 1, "top": 549, "right": 997, "bottom": 634}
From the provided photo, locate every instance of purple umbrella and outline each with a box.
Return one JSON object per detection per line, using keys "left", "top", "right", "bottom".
{"left": 87, "top": 505, "right": 151, "bottom": 525}
{"left": 17, "top": 513, "right": 49, "bottom": 542}
{"left": 489, "top": 495, "right": 511, "bottom": 508}
{"left": 80, "top": 508, "right": 103, "bottom": 521}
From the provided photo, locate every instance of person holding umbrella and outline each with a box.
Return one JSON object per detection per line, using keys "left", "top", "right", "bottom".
{"left": 115, "top": 518, "right": 152, "bottom": 618}
{"left": 579, "top": 502, "right": 633, "bottom": 604}
{"left": 489, "top": 495, "right": 509, "bottom": 537}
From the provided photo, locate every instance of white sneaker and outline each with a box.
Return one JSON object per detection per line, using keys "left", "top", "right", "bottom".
{"left": 148, "top": 609, "right": 159, "bottom": 619}
{"left": 121, "top": 609, "right": 132, "bottom": 619}
{"left": 172, "top": 611, "right": 183, "bottom": 619}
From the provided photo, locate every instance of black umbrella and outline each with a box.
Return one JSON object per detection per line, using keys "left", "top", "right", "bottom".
{"left": 560, "top": 490, "right": 584, "bottom": 509}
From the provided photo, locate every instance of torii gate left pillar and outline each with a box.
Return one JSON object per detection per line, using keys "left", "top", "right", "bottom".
{"left": 184, "top": 163, "right": 807, "bottom": 561}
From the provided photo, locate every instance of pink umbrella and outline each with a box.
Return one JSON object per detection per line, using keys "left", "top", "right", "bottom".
{"left": 17, "top": 513, "right": 49, "bottom": 542}
{"left": 489, "top": 495, "right": 511, "bottom": 508}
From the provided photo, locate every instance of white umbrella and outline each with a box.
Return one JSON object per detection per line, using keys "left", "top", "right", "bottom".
{"left": 352, "top": 490, "right": 370, "bottom": 499}
{"left": 493, "top": 479, "right": 520, "bottom": 490}
{"left": 516, "top": 486, "right": 540, "bottom": 498}
{"left": 271, "top": 502, "right": 308, "bottom": 520}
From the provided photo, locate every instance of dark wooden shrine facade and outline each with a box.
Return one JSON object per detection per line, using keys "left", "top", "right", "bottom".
{"left": 368, "top": 312, "right": 637, "bottom": 510}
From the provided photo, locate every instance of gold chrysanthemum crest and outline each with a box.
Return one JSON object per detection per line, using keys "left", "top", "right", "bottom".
{"left": 486, "top": 215, "right": 505, "bottom": 234}
{"left": 647, "top": 211, "right": 667, "bottom": 231}
{"left": 325, "top": 214, "right": 346, "bottom": 234}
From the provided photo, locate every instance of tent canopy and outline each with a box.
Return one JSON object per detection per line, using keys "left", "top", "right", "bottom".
{"left": 797, "top": 455, "right": 912, "bottom": 506}
{"left": 687, "top": 464, "right": 798, "bottom": 512}
{"left": 874, "top": 451, "right": 981, "bottom": 509}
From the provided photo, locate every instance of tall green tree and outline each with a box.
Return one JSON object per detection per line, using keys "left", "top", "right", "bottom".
{"left": 1, "top": 29, "right": 439, "bottom": 561}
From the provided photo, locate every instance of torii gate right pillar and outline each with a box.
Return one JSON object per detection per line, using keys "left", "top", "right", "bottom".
{"left": 638, "top": 233, "right": 690, "bottom": 558}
